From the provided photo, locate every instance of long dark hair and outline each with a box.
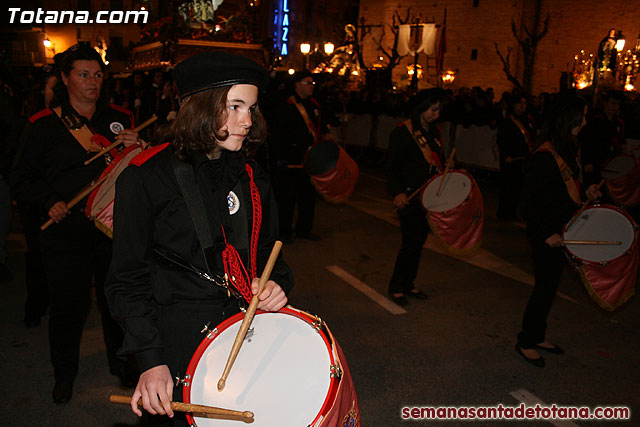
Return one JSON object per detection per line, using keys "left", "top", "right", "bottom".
{"left": 538, "top": 92, "right": 586, "bottom": 151}
{"left": 170, "top": 86, "right": 267, "bottom": 161}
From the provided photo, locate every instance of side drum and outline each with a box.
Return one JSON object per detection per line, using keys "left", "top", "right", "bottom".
{"left": 420, "top": 170, "right": 484, "bottom": 254}
{"left": 183, "top": 306, "right": 360, "bottom": 427}
{"left": 563, "top": 204, "right": 639, "bottom": 310}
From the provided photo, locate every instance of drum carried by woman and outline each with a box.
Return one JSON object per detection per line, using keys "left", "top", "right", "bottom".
{"left": 563, "top": 204, "right": 638, "bottom": 311}
{"left": 420, "top": 167, "right": 484, "bottom": 255}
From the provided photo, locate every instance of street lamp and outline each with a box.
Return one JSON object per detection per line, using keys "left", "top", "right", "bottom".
{"left": 300, "top": 43, "right": 311, "bottom": 70}
{"left": 616, "top": 31, "right": 625, "bottom": 52}
{"left": 324, "top": 42, "right": 334, "bottom": 56}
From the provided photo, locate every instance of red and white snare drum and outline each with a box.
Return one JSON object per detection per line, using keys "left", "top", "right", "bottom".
{"left": 420, "top": 170, "right": 484, "bottom": 254}
{"left": 563, "top": 205, "right": 639, "bottom": 311}
{"left": 601, "top": 155, "right": 640, "bottom": 207}
{"left": 183, "top": 306, "right": 360, "bottom": 427}
{"left": 85, "top": 144, "right": 143, "bottom": 237}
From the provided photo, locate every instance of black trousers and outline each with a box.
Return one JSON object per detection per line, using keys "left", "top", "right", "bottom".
{"left": 41, "top": 212, "right": 124, "bottom": 381}
{"left": 517, "top": 238, "right": 565, "bottom": 349}
{"left": 388, "top": 203, "right": 430, "bottom": 294}
{"left": 18, "top": 201, "right": 49, "bottom": 319}
{"left": 273, "top": 168, "right": 316, "bottom": 237}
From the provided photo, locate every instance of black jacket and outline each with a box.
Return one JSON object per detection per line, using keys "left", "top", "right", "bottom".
{"left": 105, "top": 146, "right": 293, "bottom": 372}
{"left": 386, "top": 117, "right": 443, "bottom": 200}
{"left": 10, "top": 101, "right": 133, "bottom": 214}
{"left": 520, "top": 147, "right": 580, "bottom": 242}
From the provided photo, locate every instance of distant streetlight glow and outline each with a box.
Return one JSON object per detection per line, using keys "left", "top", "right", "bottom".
{"left": 300, "top": 43, "right": 311, "bottom": 54}
{"left": 324, "top": 42, "right": 334, "bottom": 55}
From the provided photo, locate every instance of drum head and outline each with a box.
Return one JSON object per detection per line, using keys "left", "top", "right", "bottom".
{"left": 601, "top": 156, "right": 635, "bottom": 179}
{"left": 304, "top": 140, "right": 339, "bottom": 176}
{"left": 186, "top": 310, "right": 333, "bottom": 427}
{"left": 564, "top": 206, "right": 635, "bottom": 263}
{"left": 422, "top": 171, "right": 472, "bottom": 212}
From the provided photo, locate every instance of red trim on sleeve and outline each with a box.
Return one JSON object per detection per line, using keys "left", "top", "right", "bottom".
{"left": 28, "top": 108, "right": 53, "bottom": 124}
{"left": 129, "top": 143, "right": 170, "bottom": 166}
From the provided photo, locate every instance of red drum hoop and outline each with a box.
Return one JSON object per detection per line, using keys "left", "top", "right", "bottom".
{"left": 183, "top": 306, "right": 359, "bottom": 427}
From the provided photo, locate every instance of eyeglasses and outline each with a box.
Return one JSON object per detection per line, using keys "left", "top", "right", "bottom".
{"left": 299, "top": 81, "right": 315, "bottom": 86}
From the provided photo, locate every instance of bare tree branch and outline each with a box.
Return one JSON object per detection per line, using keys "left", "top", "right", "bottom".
{"left": 494, "top": 42, "right": 525, "bottom": 92}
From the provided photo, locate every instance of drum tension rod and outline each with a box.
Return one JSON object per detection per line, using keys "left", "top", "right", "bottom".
{"left": 201, "top": 321, "right": 218, "bottom": 339}
{"left": 330, "top": 364, "right": 343, "bottom": 379}
{"left": 175, "top": 373, "right": 191, "bottom": 387}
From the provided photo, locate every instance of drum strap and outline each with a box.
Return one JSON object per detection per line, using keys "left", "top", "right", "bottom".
{"left": 289, "top": 96, "right": 321, "bottom": 143}
{"left": 536, "top": 142, "right": 582, "bottom": 204}
{"left": 509, "top": 115, "right": 535, "bottom": 152}
{"left": 52, "top": 106, "right": 107, "bottom": 153}
{"left": 404, "top": 119, "right": 443, "bottom": 171}
{"left": 170, "top": 155, "right": 218, "bottom": 282}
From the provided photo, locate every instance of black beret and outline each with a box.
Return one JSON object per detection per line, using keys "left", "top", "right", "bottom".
{"left": 54, "top": 44, "right": 105, "bottom": 72}
{"left": 174, "top": 51, "right": 269, "bottom": 99}
{"left": 292, "top": 70, "right": 313, "bottom": 83}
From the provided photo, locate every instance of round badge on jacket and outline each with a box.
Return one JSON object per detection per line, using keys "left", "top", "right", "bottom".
{"left": 227, "top": 191, "right": 240, "bottom": 215}
{"left": 110, "top": 121, "right": 124, "bottom": 134}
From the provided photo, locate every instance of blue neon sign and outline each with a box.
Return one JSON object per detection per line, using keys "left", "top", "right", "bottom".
{"left": 274, "top": 0, "right": 290, "bottom": 56}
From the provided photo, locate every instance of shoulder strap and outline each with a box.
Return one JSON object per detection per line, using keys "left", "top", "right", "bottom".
{"left": 509, "top": 116, "right": 534, "bottom": 152}
{"left": 404, "top": 119, "right": 442, "bottom": 171}
{"left": 52, "top": 106, "right": 100, "bottom": 152}
{"left": 169, "top": 155, "right": 216, "bottom": 276}
{"left": 536, "top": 141, "right": 582, "bottom": 204}
{"left": 289, "top": 95, "right": 321, "bottom": 143}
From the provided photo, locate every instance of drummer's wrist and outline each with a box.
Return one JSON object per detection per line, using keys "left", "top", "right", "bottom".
{"left": 135, "top": 348, "right": 166, "bottom": 374}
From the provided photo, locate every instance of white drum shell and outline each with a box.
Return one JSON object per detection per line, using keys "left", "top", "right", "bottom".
{"left": 186, "top": 311, "right": 333, "bottom": 427}
{"left": 422, "top": 171, "right": 472, "bottom": 212}
{"left": 564, "top": 206, "right": 635, "bottom": 263}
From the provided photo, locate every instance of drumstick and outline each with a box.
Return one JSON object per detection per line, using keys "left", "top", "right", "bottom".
{"left": 436, "top": 148, "right": 457, "bottom": 197}
{"left": 563, "top": 240, "right": 622, "bottom": 245}
{"left": 40, "top": 174, "right": 110, "bottom": 231}
{"left": 566, "top": 179, "right": 605, "bottom": 231}
{"left": 84, "top": 115, "right": 157, "bottom": 165}
{"left": 109, "top": 395, "right": 254, "bottom": 421}
{"left": 286, "top": 164, "right": 305, "bottom": 169}
{"left": 217, "top": 241, "right": 283, "bottom": 392}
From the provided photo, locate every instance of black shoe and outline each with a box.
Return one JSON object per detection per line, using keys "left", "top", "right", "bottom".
{"left": 406, "top": 289, "right": 428, "bottom": 300}
{"left": 297, "top": 232, "right": 320, "bottom": 241}
{"left": 515, "top": 345, "right": 545, "bottom": 367}
{"left": 52, "top": 379, "right": 73, "bottom": 404}
{"left": 389, "top": 293, "right": 409, "bottom": 306}
{"left": 536, "top": 343, "right": 564, "bottom": 355}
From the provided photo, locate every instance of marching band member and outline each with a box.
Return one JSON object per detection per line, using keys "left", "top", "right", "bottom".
{"left": 10, "top": 44, "right": 139, "bottom": 403}
{"left": 516, "top": 93, "right": 602, "bottom": 367}
{"left": 105, "top": 52, "right": 292, "bottom": 426}
{"left": 386, "top": 88, "right": 444, "bottom": 306}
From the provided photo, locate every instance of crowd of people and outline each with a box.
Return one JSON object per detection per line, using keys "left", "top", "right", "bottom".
{"left": 0, "top": 44, "right": 638, "bottom": 424}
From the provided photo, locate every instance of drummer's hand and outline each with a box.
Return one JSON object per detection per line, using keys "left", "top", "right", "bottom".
{"left": 252, "top": 278, "right": 288, "bottom": 311}
{"left": 117, "top": 129, "right": 141, "bottom": 148}
{"left": 586, "top": 184, "right": 602, "bottom": 200}
{"left": 545, "top": 233, "right": 564, "bottom": 248}
{"left": 132, "top": 365, "right": 174, "bottom": 418}
{"left": 505, "top": 156, "right": 513, "bottom": 164}
{"left": 393, "top": 193, "right": 408, "bottom": 209}
{"left": 48, "top": 201, "right": 70, "bottom": 222}
{"left": 584, "top": 163, "right": 594, "bottom": 173}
